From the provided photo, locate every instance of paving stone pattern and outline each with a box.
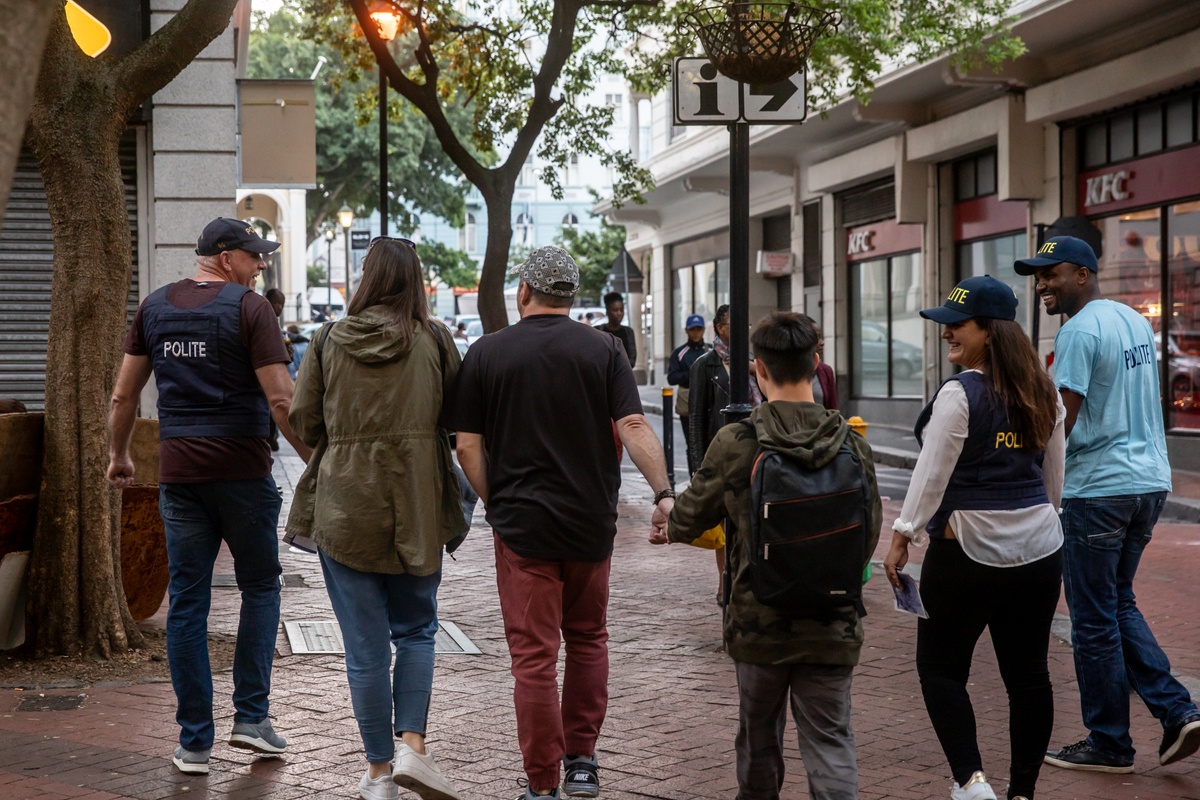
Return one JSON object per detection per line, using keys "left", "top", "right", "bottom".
{"left": 2, "top": 447, "right": 1200, "bottom": 798}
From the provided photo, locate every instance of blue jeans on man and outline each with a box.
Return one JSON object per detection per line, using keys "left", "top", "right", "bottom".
{"left": 1061, "top": 491, "right": 1198, "bottom": 758}
{"left": 160, "top": 476, "right": 283, "bottom": 752}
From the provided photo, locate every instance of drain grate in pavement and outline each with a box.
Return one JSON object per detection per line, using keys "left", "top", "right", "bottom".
{"left": 212, "top": 574, "right": 306, "bottom": 588}
{"left": 17, "top": 694, "right": 86, "bottom": 712}
{"left": 285, "top": 620, "right": 480, "bottom": 655}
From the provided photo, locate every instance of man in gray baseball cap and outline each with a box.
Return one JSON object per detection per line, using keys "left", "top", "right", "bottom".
{"left": 443, "top": 244, "right": 673, "bottom": 800}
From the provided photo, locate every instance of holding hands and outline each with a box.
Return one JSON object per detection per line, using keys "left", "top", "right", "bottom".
{"left": 649, "top": 497, "right": 673, "bottom": 545}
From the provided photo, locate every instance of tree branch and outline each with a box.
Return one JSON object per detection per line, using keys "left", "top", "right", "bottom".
{"left": 112, "top": 0, "right": 240, "bottom": 118}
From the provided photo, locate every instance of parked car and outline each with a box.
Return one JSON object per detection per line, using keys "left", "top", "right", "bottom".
{"left": 465, "top": 320, "right": 485, "bottom": 346}
{"left": 860, "top": 320, "right": 923, "bottom": 379}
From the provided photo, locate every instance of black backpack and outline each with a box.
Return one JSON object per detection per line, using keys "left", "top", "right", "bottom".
{"left": 744, "top": 423, "right": 871, "bottom": 617}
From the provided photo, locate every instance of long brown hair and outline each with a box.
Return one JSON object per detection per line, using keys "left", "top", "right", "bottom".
{"left": 979, "top": 318, "right": 1058, "bottom": 449}
{"left": 346, "top": 238, "right": 429, "bottom": 345}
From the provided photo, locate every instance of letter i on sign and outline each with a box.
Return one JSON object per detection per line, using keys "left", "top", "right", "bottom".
{"left": 695, "top": 63, "right": 723, "bottom": 116}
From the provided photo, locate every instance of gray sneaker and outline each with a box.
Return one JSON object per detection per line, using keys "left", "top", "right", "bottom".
{"left": 228, "top": 719, "right": 287, "bottom": 755}
{"left": 172, "top": 745, "right": 210, "bottom": 775}
{"left": 562, "top": 754, "right": 599, "bottom": 798}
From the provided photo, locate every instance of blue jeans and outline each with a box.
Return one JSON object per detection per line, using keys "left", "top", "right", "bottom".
{"left": 160, "top": 477, "right": 283, "bottom": 752}
{"left": 1061, "top": 491, "right": 1197, "bottom": 758}
{"left": 319, "top": 550, "right": 442, "bottom": 764}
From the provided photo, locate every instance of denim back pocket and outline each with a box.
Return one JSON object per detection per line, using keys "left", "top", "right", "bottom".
{"left": 1082, "top": 496, "right": 1138, "bottom": 550}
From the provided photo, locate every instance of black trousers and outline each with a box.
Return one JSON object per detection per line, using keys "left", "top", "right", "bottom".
{"left": 916, "top": 537, "right": 1062, "bottom": 800}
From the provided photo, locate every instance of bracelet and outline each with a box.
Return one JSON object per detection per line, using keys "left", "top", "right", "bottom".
{"left": 652, "top": 488, "right": 676, "bottom": 504}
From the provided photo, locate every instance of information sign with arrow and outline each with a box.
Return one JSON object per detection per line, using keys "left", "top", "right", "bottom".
{"left": 673, "top": 57, "right": 807, "bottom": 125}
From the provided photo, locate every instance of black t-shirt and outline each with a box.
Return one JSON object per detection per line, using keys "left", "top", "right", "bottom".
{"left": 442, "top": 314, "right": 643, "bottom": 561}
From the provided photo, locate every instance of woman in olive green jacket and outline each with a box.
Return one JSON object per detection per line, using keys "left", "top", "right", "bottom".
{"left": 287, "top": 237, "right": 467, "bottom": 800}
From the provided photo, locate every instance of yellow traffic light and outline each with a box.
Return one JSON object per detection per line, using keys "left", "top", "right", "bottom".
{"left": 65, "top": 1, "right": 112, "bottom": 58}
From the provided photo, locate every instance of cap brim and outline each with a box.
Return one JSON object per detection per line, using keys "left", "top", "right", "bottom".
{"left": 919, "top": 305, "right": 974, "bottom": 324}
{"left": 243, "top": 240, "right": 282, "bottom": 254}
{"left": 1013, "top": 255, "right": 1063, "bottom": 276}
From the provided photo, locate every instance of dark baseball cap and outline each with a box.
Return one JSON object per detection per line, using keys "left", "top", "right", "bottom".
{"left": 1013, "top": 235, "right": 1098, "bottom": 275}
{"left": 685, "top": 314, "right": 705, "bottom": 329}
{"left": 196, "top": 217, "right": 281, "bottom": 256}
{"left": 920, "top": 275, "right": 1017, "bottom": 324}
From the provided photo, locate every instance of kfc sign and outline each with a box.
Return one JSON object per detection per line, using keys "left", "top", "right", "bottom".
{"left": 1084, "top": 170, "right": 1131, "bottom": 208}
{"left": 847, "top": 230, "right": 874, "bottom": 256}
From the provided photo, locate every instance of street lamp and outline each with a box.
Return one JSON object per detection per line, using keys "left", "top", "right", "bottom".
{"left": 323, "top": 225, "right": 336, "bottom": 320}
{"left": 338, "top": 204, "right": 355, "bottom": 305}
{"left": 370, "top": 2, "right": 402, "bottom": 236}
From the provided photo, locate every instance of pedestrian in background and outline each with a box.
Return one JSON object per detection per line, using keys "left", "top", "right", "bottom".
{"left": 667, "top": 313, "right": 708, "bottom": 475}
{"left": 596, "top": 291, "right": 636, "bottom": 368}
{"left": 884, "top": 276, "right": 1065, "bottom": 800}
{"left": 653, "top": 312, "right": 880, "bottom": 800}
{"left": 286, "top": 324, "right": 308, "bottom": 381}
{"left": 1021, "top": 237, "right": 1200, "bottom": 772}
{"left": 106, "top": 217, "right": 310, "bottom": 775}
{"left": 264, "top": 288, "right": 291, "bottom": 450}
{"left": 808, "top": 317, "right": 838, "bottom": 411}
{"left": 445, "top": 246, "right": 674, "bottom": 800}
{"left": 287, "top": 236, "right": 467, "bottom": 800}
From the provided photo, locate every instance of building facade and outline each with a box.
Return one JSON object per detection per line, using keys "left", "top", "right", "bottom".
{"left": 617, "top": 0, "right": 1200, "bottom": 467}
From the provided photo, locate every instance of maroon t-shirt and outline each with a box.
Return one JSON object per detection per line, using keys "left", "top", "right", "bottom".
{"left": 124, "top": 280, "right": 290, "bottom": 483}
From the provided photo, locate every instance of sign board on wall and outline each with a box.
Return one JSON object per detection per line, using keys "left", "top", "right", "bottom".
{"left": 239, "top": 80, "right": 317, "bottom": 188}
{"left": 1078, "top": 144, "right": 1200, "bottom": 215}
{"left": 756, "top": 250, "right": 794, "bottom": 276}
{"left": 350, "top": 231, "right": 372, "bottom": 250}
{"left": 673, "top": 58, "right": 808, "bottom": 125}
{"left": 845, "top": 218, "right": 923, "bottom": 262}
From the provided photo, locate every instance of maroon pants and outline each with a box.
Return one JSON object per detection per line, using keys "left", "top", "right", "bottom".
{"left": 493, "top": 534, "right": 611, "bottom": 791}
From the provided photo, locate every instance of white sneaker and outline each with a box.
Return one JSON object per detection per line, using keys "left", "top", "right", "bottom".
{"left": 361, "top": 768, "right": 399, "bottom": 800}
{"left": 393, "top": 743, "right": 463, "bottom": 800}
{"left": 950, "top": 771, "right": 997, "bottom": 800}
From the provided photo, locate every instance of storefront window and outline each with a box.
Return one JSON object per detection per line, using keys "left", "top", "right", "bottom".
{"left": 1168, "top": 201, "right": 1200, "bottom": 429}
{"left": 672, "top": 259, "right": 729, "bottom": 340}
{"left": 851, "top": 253, "right": 923, "bottom": 397}
{"left": 673, "top": 266, "right": 693, "bottom": 344}
{"left": 1092, "top": 210, "right": 1161, "bottom": 324}
{"left": 958, "top": 233, "right": 1029, "bottom": 331}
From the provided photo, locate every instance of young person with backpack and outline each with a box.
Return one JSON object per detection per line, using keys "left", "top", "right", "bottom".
{"left": 883, "top": 275, "right": 1066, "bottom": 800}
{"left": 650, "top": 311, "right": 881, "bottom": 800}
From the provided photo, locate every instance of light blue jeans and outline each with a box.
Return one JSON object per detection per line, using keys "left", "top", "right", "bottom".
{"left": 319, "top": 550, "right": 442, "bottom": 763}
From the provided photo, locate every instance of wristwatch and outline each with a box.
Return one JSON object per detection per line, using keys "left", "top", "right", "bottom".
{"left": 652, "top": 488, "right": 676, "bottom": 504}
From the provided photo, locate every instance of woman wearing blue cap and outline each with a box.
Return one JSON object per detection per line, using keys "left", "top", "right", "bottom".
{"left": 883, "top": 275, "right": 1066, "bottom": 800}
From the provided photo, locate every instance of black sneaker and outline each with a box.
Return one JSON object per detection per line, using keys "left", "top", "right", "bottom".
{"left": 1160, "top": 711, "right": 1200, "bottom": 766}
{"left": 1044, "top": 740, "right": 1133, "bottom": 773}
{"left": 562, "top": 754, "right": 599, "bottom": 798}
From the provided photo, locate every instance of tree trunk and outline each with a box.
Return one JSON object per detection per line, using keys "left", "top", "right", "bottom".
{"left": 478, "top": 189, "right": 515, "bottom": 332}
{"left": 24, "top": 107, "right": 141, "bottom": 658}
{"left": 0, "top": 1, "right": 56, "bottom": 227}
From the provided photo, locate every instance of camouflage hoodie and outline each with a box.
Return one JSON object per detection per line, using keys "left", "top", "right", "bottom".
{"left": 667, "top": 401, "right": 881, "bottom": 666}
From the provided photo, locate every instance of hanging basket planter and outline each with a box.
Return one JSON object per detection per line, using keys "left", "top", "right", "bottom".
{"left": 681, "top": 3, "right": 838, "bottom": 85}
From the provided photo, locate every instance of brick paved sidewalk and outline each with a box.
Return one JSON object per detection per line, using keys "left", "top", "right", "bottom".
{"left": 2, "top": 450, "right": 1200, "bottom": 799}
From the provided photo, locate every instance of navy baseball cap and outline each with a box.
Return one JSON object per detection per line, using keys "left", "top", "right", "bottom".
{"left": 196, "top": 217, "right": 281, "bottom": 256}
{"left": 685, "top": 314, "right": 705, "bottom": 329}
{"left": 1013, "top": 235, "right": 1098, "bottom": 275}
{"left": 920, "top": 275, "right": 1017, "bottom": 324}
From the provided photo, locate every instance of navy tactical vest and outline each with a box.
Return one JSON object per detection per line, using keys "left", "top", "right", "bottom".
{"left": 914, "top": 371, "right": 1048, "bottom": 538}
{"left": 141, "top": 282, "right": 271, "bottom": 440}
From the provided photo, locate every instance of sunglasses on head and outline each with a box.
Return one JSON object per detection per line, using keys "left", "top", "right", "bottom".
{"left": 368, "top": 236, "right": 416, "bottom": 250}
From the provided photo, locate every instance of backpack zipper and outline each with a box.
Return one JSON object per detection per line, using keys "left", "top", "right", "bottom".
{"left": 763, "top": 487, "right": 861, "bottom": 519}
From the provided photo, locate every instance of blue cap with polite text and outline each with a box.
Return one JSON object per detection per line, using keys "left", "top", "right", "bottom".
{"left": 1014, "top": 235, "right": 1098, "bottom": 275}
{"left": 920, "top": 275, "right": 1017, "bottom": 324}
{"left": 685, "top": 314, "right": 705, "bottom": 329}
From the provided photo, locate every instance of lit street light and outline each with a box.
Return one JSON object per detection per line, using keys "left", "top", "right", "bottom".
{"left": 338, "top": 204, "right": 355, "bottom": 304}
{"left": 370, "top": 2, "right": 402, "bottom": 236}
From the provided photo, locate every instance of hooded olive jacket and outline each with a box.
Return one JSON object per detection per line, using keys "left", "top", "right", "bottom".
{"left": 286, "top": 308, "right": 467, "bottom": 575}
{"left": 667, "top": 401, "right": 882, "bottom": 666}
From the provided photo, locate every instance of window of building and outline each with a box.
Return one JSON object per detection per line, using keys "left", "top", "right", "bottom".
{"left": 563, "top": 153, "right": 579, "bottom": 187}
{"left": 562, "top": 213, "right": 579, "bottom": 229}
{"left": 953, "top": 149, "right": 998, "bottom": 202}
{"left": 1077, "top": 89, "right": 1200, "bottom": 167}
{"left": 515, "top": 212, "right": 533, "bottom": 246}
{"left": 459, "top": 213, "right": 477, "bottom": 253}
{"left": 957, "top": 233, "right": 1029, "bottom": 332}
{"left": 605, "top": 93, "right": 624, "bottom": 126}
{"left": 518, "top": 156, "right": 537, "bottom": 186}
{"left": 637, "top": 98, "right": 652, "bottom": 161}
{"left": 850, "top": 252, "right": 923, "bottom": 398}
{"left": 673, "top": 259, "right": 729, "bottom": 344}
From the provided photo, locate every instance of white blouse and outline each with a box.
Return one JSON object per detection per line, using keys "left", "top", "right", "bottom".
{"left": 891, "top": 374, "right": 1065, "bottom": 568}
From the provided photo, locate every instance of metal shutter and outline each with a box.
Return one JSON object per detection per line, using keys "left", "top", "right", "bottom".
{"left": 0, "top": 130, "right": 140, "bottom": 410}
{"left": 840, "top": 180, "right": 895, "bottom": 228}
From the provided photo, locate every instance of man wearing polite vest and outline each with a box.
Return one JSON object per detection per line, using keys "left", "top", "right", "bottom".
{"left": 107, "top": 217, "right": 312, "bottom": 776}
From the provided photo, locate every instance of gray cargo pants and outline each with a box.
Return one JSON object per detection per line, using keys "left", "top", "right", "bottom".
{"left": 734, "top": 661, "right": 857, "bottom": 800}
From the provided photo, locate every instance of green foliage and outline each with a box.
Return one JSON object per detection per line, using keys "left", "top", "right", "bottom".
{"left": 556, "top": 219, "right": 627, "bottom": 303}
{"left": 307, "top": 262, "right": 327, "bottom": 287}
{"left": 415, "top": 240, "right": 479, "bottom": 289}
{"left": 247, "top": 2, "right": 483, "bottom": 244}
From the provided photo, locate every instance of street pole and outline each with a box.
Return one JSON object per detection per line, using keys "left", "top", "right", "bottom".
{"left": 344, "top": 232, "right": 353, "bottom": 304}
{"left": 380, "top": 67, "right": 388, "bottom": 237}
{"left": 326, "top": 238, "right": 333, "bottom": 320}
{"left": 724, "top": 121, "right": 752, "bottom": 425}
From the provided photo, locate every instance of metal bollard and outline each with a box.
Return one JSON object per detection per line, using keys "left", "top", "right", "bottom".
{"left": 662, "top": 387, "right": 675, "bottom": 489}
{"left": 847, "top": 415, "right": 868, "bottom": 438}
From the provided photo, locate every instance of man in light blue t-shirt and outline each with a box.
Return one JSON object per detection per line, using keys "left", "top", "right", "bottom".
{"left": 1015, "top": 236, "right": 1200, "bottom": 773}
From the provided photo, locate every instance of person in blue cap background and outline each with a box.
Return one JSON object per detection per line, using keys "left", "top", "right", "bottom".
{"left": 667, "top": 313, "right": 710, "bottom": 475}
{"left": 1021, "top": 236, "right": 1200, "bottom": 772}
{"left": 884, "top": 274, "right": 1066, "bottom": 800}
